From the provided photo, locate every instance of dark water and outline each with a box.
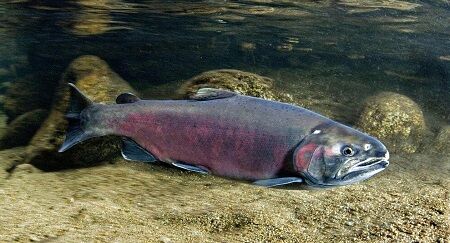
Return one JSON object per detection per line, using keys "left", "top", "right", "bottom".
{"left": 0, "top": 1, "right": 449, "bottom": 156}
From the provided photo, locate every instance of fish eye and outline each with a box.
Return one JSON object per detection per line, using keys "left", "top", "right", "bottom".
{"left": 341, "top": 146, "right": 356, "bottom": 157}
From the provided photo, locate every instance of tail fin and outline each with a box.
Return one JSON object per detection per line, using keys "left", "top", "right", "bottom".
{"left": 58, "top": 83, "right": 95, "bottom": 152}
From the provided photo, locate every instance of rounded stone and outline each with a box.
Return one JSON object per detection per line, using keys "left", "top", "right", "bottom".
{"left": 14, "top": 163, "right": 41, "bottom": 174}
{"left": 434, "top": 126, "right": 450, "bottom": 154}
{"left": 24, "top": 55, "right": 137, "bottom": 170}
{"left": 177, "top": 69, "right": 293, "bottom": 103}
{"left": 356, "top": 92, "right": 426, "bottom": 154}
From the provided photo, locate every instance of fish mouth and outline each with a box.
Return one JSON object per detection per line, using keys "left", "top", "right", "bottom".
{"left": 340, "top": 158, "right": 389, "bottom": 181}
{"left": 303, "top": 157, "right": 389, "bottom": 188}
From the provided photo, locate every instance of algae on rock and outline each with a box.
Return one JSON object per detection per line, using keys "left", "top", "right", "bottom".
{"left": 434, "top": 125, "right": 450, "bottom": 155}
{"left": 24, "top": 55, "right": 137, "bottom": 170}
{"left": 177, "top": 69, "right": 293, "bottom": 103}
{"left": 357, "top": 92, "right": 426, "bottom": 154}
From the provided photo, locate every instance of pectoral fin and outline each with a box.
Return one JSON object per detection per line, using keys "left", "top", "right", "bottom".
{"left": 121, "top": 138, "right": 157, "bottom": 162}
{"left": 172, "top": 162, "right": 209, "bottom": 174}
{"left": 253, "top": 177, "right": 303, "bottom": 187}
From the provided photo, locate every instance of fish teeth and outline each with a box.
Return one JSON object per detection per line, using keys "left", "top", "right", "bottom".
{"left": 337, "top": 157, "right": 384, "bottom": 177}
{"left": 349, "top": 158, "right": 384, "bottom": 173}
{"left": 336, "top": 158, "right": 357, "bottom": 178}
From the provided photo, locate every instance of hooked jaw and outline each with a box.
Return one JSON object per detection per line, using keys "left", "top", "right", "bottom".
{"left": 336, "top": 151, "right": 389, "bottom": 184}
{"left": 294, "top": 125, "right": 391, "bottom": 187}
{"left": 301, "top": 147, "right": 390, "bottom": 188}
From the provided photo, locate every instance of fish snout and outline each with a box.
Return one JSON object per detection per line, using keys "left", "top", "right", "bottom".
{"left": 374, "top": 150, "right": 389, "bottom": 160}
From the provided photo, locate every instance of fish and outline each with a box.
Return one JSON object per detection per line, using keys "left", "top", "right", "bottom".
{"left": 59, "top": 83, "right": 389, "bottom": 188}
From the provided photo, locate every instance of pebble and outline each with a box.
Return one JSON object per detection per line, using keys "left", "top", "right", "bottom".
{"left": 160, "top": 236, "right": 172, "bottom": 243}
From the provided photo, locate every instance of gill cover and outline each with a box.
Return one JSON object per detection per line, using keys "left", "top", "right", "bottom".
{"left": 293, "top": 135, "right": 324, "bottom": 174}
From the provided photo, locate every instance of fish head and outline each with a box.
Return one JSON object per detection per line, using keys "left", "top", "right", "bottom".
{"left": 294, "top": 123, "right": 389, "bottom": 187}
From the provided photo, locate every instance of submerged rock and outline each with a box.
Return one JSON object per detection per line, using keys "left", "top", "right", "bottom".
{"left": 13, "top": 163, "right": 41, "bottom": 175}
{"left": 0, "top": 147, "right": 27, "bottom": 182}
{"left": 356, "top": 92, "right": 426, "bottom": 154}
{"left": 24, "top": 55, "right": 136, "bottom": 170}
{"left": 177, "top": 69, "right": 293, "bottom": 103}
{"left": 0, "top": 109, "right": 48, "bottom": 150}
{"left": 434, "top": 126, "right": 450, "bottom": 154}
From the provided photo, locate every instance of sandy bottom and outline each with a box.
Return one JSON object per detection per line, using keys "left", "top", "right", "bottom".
{"left": 0, "top": 151, "right": 449, "bottom": 242}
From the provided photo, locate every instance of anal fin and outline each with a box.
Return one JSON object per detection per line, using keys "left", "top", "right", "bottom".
{"left": 121, "top": 138, "right": 157, "bottom": 162}
{"left": 253, "top": 177, "right": 303, "bottom": 187}
{"left": 172, "top": 162, "right": 209, "bottom": 174}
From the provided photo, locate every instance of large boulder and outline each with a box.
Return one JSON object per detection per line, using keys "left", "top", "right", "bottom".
{"left": 434, "top": 126, "right": 450, "bottom": 154}
{"left": 356, "top": 92, "right": 426, "bottom": 154}
{"left": 177, "top": 69, "right": 293, "bottom": 103}
{"left": 24, "top": 55, "right": 137, "bottom": 170}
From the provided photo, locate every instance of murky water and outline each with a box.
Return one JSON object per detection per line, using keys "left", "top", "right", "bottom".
{"left": 0, "top": 0, "right": 449, "bottom": 242}
{"left": 2, "top": 1, "right": 449, "bottom": 107}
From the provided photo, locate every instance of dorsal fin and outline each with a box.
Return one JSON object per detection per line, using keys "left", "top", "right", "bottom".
{"left": 190, "top": 88, "right": 237, "bottom": 101}
{"left": 116, "top": 93, "right": 140, "bottom": 104}
{"left": 67, "top": 83, "right": 93, "bottom": 114}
